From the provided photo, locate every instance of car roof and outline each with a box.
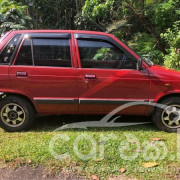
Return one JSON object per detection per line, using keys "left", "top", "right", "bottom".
{"left": 7, "top": 30, "right": 140, "bottom": 60}
{"left": 10, "top": 30, "right": 111, "bottom": 36}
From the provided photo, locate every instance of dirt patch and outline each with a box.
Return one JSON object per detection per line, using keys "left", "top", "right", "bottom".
{"left": 0, "top": 166, "right": 139, "bottom": 180}
{"left": 0, "top": 166, "right": 86, "bottom": 180}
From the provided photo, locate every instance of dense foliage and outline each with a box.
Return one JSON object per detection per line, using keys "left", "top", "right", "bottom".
{"left": 0, "top": 0, "right": 32, "bottom": 34}
{"left": 0, "top": 0, "right": 179, "bottom": 68}
{"left": 161, "top": 21, "right": 180, "bottom": 68}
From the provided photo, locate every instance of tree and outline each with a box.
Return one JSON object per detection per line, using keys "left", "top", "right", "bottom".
{"left": 161, "top": 21, "right": 180, "bottom": 68}
{"left": 0, "top": 0, "right": 179, "bottom": 68}
{"left": 82, "top": 0, "right": 180, "bottom": 55}
{"left": 19, "top": 0, "right": 86, "bottom": 30}
{"left": 0, "top": 0, "right": 32, "bottom": 35}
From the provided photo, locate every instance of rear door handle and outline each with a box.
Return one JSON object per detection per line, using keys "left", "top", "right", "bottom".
{"left": 84, "top": 74, "right": 96, "bottom": 79}
{"left": 16, "top": 72, "right": 28, "bottom": 77}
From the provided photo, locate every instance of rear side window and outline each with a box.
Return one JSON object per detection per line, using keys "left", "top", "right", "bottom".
{"left": 0, "top": 34, "right": 21, "bottom": 64}
{"left": 15, "top": 38, "right": 71, "bottom": 67}
{"left": 33, "top": 39, "right": 71, "bottom": 67}
{"left": 78, "top": 39, "right": 136, "bottom": 69}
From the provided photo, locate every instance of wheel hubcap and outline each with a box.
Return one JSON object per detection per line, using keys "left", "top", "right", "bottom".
{"left": 162, "top": 105, "right": 180, "bottom": 128}
{"left": 1, "top": 103, "right": 25, "bottom": 127}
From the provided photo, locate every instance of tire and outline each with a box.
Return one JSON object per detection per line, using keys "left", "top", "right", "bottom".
{"left": 0, "top": 96, "right": 35, "bottom": 132}
{"left": 153, "top": 96, "right": 180, "bottom": 132}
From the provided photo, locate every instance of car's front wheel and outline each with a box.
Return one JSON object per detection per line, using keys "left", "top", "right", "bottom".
{"left": 153, "top": 96, "right": 180, "bottom": 132}
{"left": 0, "top": 96, "right": 35, "bottom": 132}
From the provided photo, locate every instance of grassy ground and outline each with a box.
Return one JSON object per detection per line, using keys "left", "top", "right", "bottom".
{"left": 0, "top": 115, "right": 179, "bottom": 179}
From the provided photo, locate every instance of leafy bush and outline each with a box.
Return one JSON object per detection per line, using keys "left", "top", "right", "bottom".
{"left": 147, "top": 0, "right": 179, "bottom": 32}
{"left": 161, "top": 21, "right": 180, "bottom": 68}
{"left": 0, "top": 0, "right": 32, "bottom": 35}
{"left": 128, "top": 33, "right": 164, "bottom": 64}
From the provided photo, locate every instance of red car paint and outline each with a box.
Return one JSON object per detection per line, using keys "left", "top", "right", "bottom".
{"left": 0, "top": 30, "right": 180, "bottom": 116}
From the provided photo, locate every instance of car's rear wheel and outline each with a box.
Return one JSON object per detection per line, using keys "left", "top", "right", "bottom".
{"left": 0, "top": 96, "right": 35, "bottom": 132}
{"left": 153, "top": 97, "right": 180, "bottom": 132}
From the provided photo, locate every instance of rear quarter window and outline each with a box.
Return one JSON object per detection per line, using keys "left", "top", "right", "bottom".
{"left": 0, "top": 32, "right": 10, "bottom": 44}
{"left": 0, "top": 34, "right": 21, "bottom": 65}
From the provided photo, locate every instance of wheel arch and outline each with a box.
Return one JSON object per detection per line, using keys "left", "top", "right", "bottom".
{"left": 0, "top": 92, "right": 37, "bottom": 113}
{"left": 156, "top": 93, "right": 180, "bottom": 103}
{"left": 150, "top": 93, "right": 180, "bottom": 115}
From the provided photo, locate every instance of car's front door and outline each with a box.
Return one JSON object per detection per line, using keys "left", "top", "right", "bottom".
{"left": 9, "top": 33, "right": 78, "bottom": 114}
{"left": 75, "top": 34, "right": 150, "bottom": 115}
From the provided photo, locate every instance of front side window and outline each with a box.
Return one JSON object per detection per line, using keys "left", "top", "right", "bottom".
{"left": 33, "top": 39, "right": 71, "bottom": 67}
{"left": 78, "top": 40, "right": 136, "bottom": 69}
{"left": 0, "top": 34, "right": 21, "bottom": 64}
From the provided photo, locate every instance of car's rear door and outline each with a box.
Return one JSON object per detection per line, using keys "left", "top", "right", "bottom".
{"left": 75, "top": 33, "right": 150, "bottom": 115}
{"left": 0, "top": 34, "right": 23, "bottom": 95}
{"left": 9, "top": 33, "right": 78, "bottom": 114}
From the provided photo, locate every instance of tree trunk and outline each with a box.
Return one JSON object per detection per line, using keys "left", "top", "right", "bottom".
{"left": 125, "top": 0, "right": 168, "bottom": 54}
{"left": 138, "top": 16, "right": 168, "bottom": 54}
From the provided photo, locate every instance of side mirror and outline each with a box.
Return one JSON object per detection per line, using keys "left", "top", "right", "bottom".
{"left": 137, "top": 58, "right": 142, "bottom": 70}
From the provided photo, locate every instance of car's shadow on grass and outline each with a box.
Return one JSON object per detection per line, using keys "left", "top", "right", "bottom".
{"left": 31, "top": 115, "right": 158, "bottom": 132}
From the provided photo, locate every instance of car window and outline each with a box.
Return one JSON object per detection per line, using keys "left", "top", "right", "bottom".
{"left": 0, "top": 34, "right": 21, "bottom": 64}
{"left": 33, "top": 39, "right": 71, "bottom": 67}
{"left": 15, "top": 39, "right": 33, "bottom": 66}
{"left": 0, "top": 32, "right": 10, "bottom": 44}
{"left": 78, "top": 39, "right": 136, "bottom": 69}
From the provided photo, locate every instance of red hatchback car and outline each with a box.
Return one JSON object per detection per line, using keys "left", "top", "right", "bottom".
{"left": 0, "top": 30, "right": 180, "bottom": 132}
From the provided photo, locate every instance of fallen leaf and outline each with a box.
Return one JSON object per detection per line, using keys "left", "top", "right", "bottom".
{"left": 150, "top": 138, "right": 166, "bottom": 145}
{"left": 94, "top": 158, "right": 103, "bottom": 162}
{"left": 151, "top": 138, "right": 165, "bottom": 142}
{"left": 26, "top": 159, "right": 32, "bottom": 164}
{"left": 142, "top": 162, "right": 159, "bottom": 168}
{"left": 119, "top": 168, "right": 126, "bottom": 173}
{"left": 42, "top": 174, "right": 47, "bottom": 179}
{"left": 108, "top": 177, "right": 117, "bottom": 180}
{"left": 91, "top": 175, "right": 100, "bottom": 180}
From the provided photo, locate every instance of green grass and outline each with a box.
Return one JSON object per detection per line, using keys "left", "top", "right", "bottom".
{"left": 0, "top": 115, "right": 179, "bottom": 179}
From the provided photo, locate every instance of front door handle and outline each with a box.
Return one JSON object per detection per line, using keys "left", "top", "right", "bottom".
{"left": 84, "top": 74, "right": 96, "bottom": 79}
{"left": 16, "top": 72, "right": 28, "bottom": 77}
